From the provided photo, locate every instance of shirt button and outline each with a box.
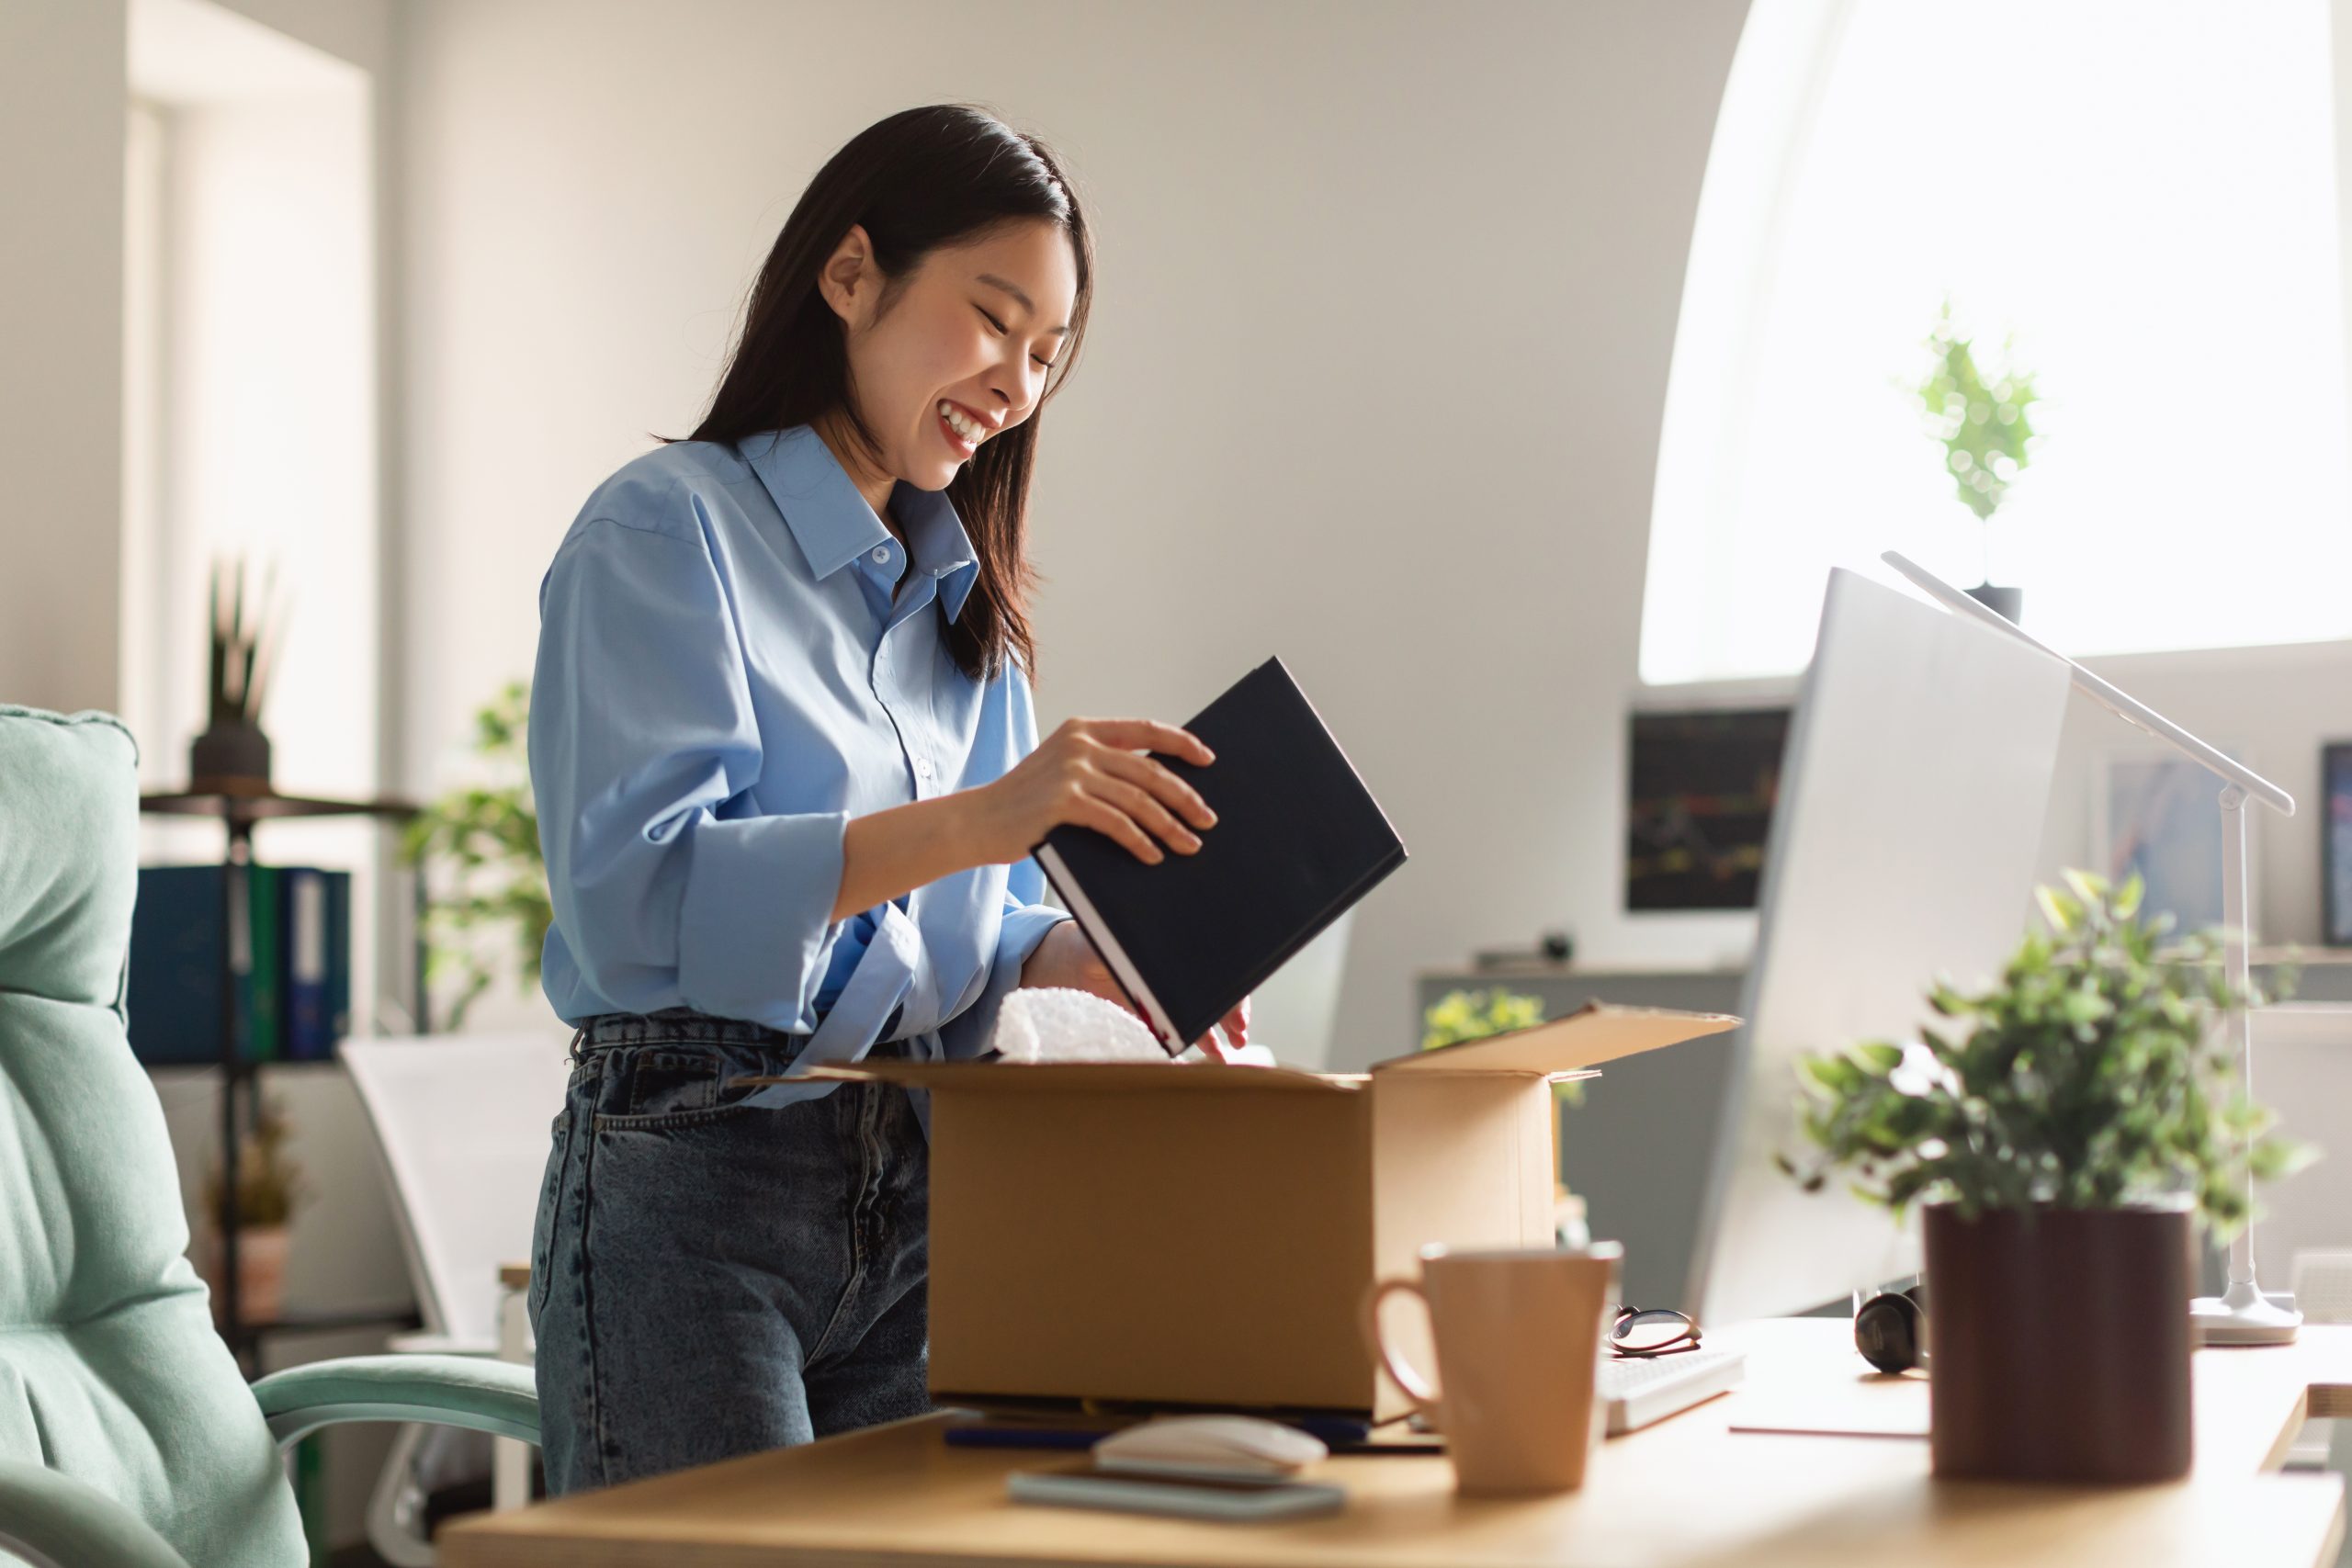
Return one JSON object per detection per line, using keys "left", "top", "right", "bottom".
{"left": 916, "top": 758, "right": 933, "bottom": 778}
{"left": 873, "top": 545, "right": 890, "bottom": 564}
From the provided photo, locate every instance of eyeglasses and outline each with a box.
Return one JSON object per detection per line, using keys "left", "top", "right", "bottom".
{"left": 1611, "top": 1305, "right": 1702, "bottom": 1358}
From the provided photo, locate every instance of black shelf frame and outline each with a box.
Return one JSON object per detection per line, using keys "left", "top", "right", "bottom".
{"left": 141, "top": 784, "right": 430, "bottom": 1374}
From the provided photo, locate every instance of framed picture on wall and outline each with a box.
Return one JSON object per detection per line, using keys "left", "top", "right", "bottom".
{"left": 2325, "top": 743, "right": 2352, "bottom": 947}
{"left": 2092, "top": 749, "right": 2248, "bottom": 938}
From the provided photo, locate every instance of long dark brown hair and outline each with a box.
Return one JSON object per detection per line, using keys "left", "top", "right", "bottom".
{"left": 676, "top": 104, "right": 1092, "bottom": 682}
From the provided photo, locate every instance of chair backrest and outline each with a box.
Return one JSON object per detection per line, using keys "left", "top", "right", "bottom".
{"left": 0, "top": 705, "right": 305, "bottom": 1566}
{"left": 339, "top": 1032, "right": 575, "bottom": 1349}
{"left": 2290, "top": 1250, "right": 2352, "bottom": 1325}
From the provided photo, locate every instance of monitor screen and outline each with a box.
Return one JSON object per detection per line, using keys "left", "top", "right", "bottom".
{"left": 1625, "top": 708, "right": 1791, "bottom": 912}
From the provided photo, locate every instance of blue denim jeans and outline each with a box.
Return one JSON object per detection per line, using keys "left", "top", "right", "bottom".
{"left": 527, "top": 1009, "right": 931, "bottom": 1494}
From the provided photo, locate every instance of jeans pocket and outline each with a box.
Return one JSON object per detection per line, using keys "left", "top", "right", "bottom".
{"left": 527, "top": 1101, "right": 575, "bottom": 1326}
{"left": 591, "top": 1045, "right": 756, "bottom": 1130}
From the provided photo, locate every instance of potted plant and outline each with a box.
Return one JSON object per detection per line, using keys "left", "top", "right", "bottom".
{"left": 400, "top": 680, "right": 552, "bottom": 1028}
{"left": 199, "top": 1092, "right": 309, "bottom": 1325}
{"left": 1782, "top": 870, "right": 2312, "bottom": 1483}
{"left": 188, "top": 555, "right": 288, "bottom": 790}
{"left": 1917, "top": 299, "right": 2041, "bottom": 624}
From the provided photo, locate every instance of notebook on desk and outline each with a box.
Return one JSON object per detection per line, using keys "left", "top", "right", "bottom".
{"left": 1031, "top": 656, "right": 1406, "bottom": 1054}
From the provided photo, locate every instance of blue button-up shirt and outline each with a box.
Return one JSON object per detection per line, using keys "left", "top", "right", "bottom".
{"left": 528, "top": 423, "right": 1071, "bottom": 1101}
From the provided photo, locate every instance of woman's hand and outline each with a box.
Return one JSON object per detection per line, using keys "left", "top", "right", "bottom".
{"left": 1017, "top": 919, "right": 1133, "bottom": 1011}
{"left": 1202, "top": 995, "right": 1250, "bottom": 1062}
{"left": 1018, "top": 921, "right": 1251, "bottom": 1061}
{"left": 962, "top": 716, "right": 1218, "bottom": 867}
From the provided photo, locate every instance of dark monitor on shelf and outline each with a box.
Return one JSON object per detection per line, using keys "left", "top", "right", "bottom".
{"left": 1624, "top": 706, "right": 1791, "bottom": 912}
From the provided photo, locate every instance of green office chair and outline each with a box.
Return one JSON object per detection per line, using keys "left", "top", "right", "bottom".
{"left": 0, "top": 705, "right": 539, "bottom": 1568}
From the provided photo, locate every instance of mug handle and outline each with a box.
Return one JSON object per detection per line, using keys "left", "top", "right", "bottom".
{"left": 1360, "top": 1277, "right": 1442, "bottom": 1416}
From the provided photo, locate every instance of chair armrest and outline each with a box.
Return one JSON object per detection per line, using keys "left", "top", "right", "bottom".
{"left": 250, "top": 1353, "right": 539, "bottom": 1450}
{"left": 0, "top": 1459, "right": 193, "bottom": 1568}
{"left": 385, "top": 1330, "right": 500, "bottom": 1356}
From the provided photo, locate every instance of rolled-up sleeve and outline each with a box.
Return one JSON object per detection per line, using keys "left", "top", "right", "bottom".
{"left": 933, "top": 657, "right": 1070, "bottom": 1058}
{"left": 530, "top": 513, "right": 848, "bottom": 1032}
{"left": 938, "top": 867, "right": 1071, "bottom": 1061}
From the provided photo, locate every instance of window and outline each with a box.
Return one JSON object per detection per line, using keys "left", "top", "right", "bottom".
{"left": 1641, "top": 0, "right": 2352, "bottom": 685}
{"left": 126, "top": 0, "right": 388, "bottom": 1021}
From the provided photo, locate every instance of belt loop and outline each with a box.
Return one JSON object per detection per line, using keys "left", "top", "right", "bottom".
{"left": 566, "top": 1024, "right": 589, "bottom": 1066}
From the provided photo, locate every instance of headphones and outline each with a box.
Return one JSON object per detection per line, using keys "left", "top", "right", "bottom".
{"left": 1852, "top": 1283, "right": 1927, "bottom": 1373}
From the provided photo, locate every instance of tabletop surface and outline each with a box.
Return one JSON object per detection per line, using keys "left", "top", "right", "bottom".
{"left": 443, "top": 1318, "right": 2352, "bottom": 1568}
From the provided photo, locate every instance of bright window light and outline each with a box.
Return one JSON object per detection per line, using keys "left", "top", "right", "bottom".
{"left": 1642, "top": 0, "right": 2352, "bottom": 685}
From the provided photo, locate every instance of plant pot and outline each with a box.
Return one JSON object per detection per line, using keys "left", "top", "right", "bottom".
{"left": 189, "top": 721, "right": 273, "bottom": 791}
{"left": 205, "top": 1224, "right": 291, "bottom": 1326}
{"left": 1924, "top": 1201, "right": 2193, "bottom": 1483}
{"left": 1962, "top": 581, "right": 2022, "bottom": 625}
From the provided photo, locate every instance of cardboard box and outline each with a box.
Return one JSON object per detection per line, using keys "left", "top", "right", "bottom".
{"left": 812, "top": 1001, "right": 1738, "bottom": 1418}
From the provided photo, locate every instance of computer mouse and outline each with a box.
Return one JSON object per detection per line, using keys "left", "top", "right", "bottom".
{"left": 1093, "top": 1415, "right": 1329, "bottom": 1477}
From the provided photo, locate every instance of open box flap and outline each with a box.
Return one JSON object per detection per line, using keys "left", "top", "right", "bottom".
{"left": 1372, "top": 1000, "right": 1739, "bottom": 1077}
{"left": 758, "top": 1060, "right": 1365, "bottom": 1096}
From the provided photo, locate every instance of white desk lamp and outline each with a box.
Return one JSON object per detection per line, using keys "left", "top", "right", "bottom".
{"left": 1880, "top": 550, "right": 2301, "bottom": 1346}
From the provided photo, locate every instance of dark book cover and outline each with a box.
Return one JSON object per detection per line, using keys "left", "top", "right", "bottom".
{"left": 128, "top": 865, "right": 231, "bottom": 1066}
{"left": 127, "top": 863, "right": 268, "bottom": 1066}
{"left": 1030, "top": 656, "right": 1406, "bottom": 1054}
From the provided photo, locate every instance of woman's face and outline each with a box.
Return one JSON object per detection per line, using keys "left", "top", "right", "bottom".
{"left": 819, "top": 217, "right": 1080, "bottom": 500}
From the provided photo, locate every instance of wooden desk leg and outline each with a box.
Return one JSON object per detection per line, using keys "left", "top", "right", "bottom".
{"left": 493, "top": 1277, "right": 532, "bottom": 1510}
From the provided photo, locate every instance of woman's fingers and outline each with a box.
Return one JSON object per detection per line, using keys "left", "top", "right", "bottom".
{"left": 1083, "top": 718, "right": 1215, "bottom": 768}
{"left": 1094, "top": 747, "right": 1217, "bottom": 832}
{"left": 1093, "top": 772, "right": 1203, "bottom": 855}
{"left": 1071, "top": 795, "right": 1164, "bottom": 865}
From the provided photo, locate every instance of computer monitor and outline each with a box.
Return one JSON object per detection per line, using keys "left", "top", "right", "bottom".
{"left": 1685, "top": 568, "right": 2073, "bottom": 1326}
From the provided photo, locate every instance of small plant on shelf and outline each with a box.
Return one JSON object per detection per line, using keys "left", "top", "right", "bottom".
{"left": 188, "top": 554, "right": 289, "bottom": 787}
{"left": 199, "top": 1091, "right": 309, "bottom": 1324}
{"left": 201, "top": 1092, "right": 310, "bottom": 1229}
{"left": 400, "top": 680, "right": 551, "bottom": 1029}
{"left": 1916, "top": 298, "right": 2041, "bottom": 612}
{"left": 1422, "top": 987, "right": 1581, "bottom": 1106}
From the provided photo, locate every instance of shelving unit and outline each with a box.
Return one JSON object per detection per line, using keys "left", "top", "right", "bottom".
{"left": 140, "top": 784, "right": 429, "bottom": 1372}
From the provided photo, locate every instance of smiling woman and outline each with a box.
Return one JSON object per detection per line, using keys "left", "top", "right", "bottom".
{"left": 678, "top": 105, "right": 1092, "bottom": 682}
{"left": 524, "top": 103, "right": 1244, "bottom": 1502}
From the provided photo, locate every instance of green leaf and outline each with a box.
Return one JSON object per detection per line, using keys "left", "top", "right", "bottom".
{"left": 2034, "top": 885, "right": 2084, "bottom": 936}
{"left": 1852, "top": 1041, "right": 1904, "bottom": 1073}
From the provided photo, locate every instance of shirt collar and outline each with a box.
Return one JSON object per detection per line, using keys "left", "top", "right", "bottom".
{"left": 740, "top": 424, "right": 980, "bottom": 623}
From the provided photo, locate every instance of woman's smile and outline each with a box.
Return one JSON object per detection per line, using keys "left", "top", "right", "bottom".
{"left": 936, "top": 398, "right": 991, "bottom": 457}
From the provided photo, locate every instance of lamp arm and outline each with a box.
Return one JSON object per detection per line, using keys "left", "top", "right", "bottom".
{"left": 1879, "top": 552, "right": 2295, "bottom": 818}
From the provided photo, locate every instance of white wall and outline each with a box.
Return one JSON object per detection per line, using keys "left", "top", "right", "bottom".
{"left": 0, "top": 1, "right": 125, "bottom": 717}
{"left": 395, "top": 0, "right": 1754, "bottom": 1056}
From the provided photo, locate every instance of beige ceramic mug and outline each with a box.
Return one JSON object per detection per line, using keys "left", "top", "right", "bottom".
{"left": 1360, "top": 1241, "right": 1622, "bottom": 1495}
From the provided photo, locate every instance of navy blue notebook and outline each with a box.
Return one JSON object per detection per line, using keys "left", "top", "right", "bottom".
{"left": 1029, "top": 657, "right": 1406, "bottom": 1054}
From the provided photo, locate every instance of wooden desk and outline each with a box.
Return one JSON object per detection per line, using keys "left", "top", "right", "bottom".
{"left": 444, "top": 1320, "right": 2352, "bottom": 1568}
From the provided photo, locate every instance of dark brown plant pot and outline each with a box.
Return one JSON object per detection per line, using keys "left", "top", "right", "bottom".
{"left": 1925, "top": 1201, "right": 2193, "bottom": 1483}
{"left": 1963, "top": 581, "right": 2023, "bottom": 624}
{"left": 189, "top": 721, "right": 272, "bottom": 791}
